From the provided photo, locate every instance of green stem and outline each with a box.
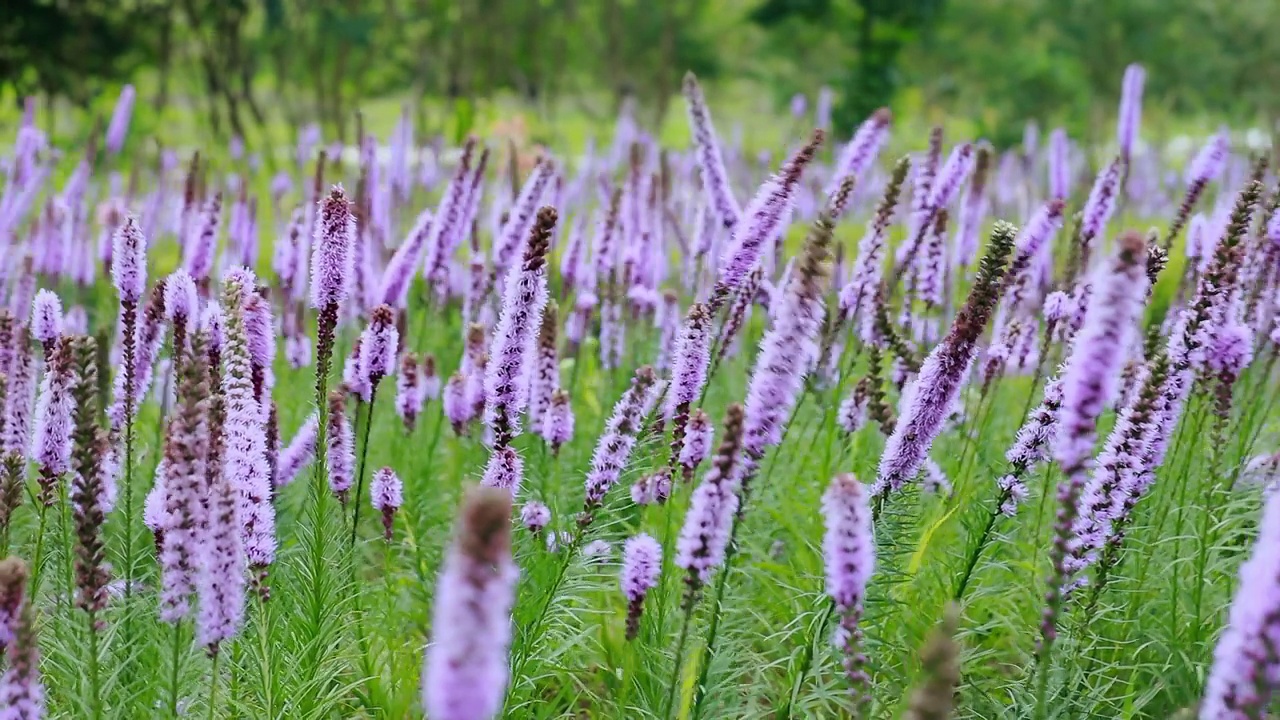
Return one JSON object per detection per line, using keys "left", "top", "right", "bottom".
{"left": 661, "top": 600, "right": 696, "bottom": 720}
{"left": 208, "top": 650, "right": 220, "bottom": 720}
{"left": 169, "top": 621, "right": 184, "bottom": 718}
{"left": 27, "top": 502, "right": 50, "bottom": 600}
{"left": 781, "top": 601, "right": 836, "bottom": 719}
{"left": 350, "top": 385, "right": 379, "bottom": 548}
{"left": 87, "top": 613, "right": 103, "bottom": 720}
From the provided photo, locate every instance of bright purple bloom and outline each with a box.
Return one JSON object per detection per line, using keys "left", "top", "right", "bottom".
{"left": 1078, "top": 159, "right": 1121, "bottom": 270}
{"left": 30, "top": 290, "right": 62, "bottom": 347}
{"left": 422, "top": 139, "right": 480, "bottom": 295}
{"left": 822, "top": 471, "right": 875, "bottom": 609}
{"left": 1116, "top": 64, "right": 1145, "bottom": 162}
{"left": 158, "top": 335, "right": 210, "bottom": 623}
{"left": 104, "top": 84, "right": 136, "bottom": 154}
{"left": 310, "top": 186, "right": 356, "bottom": 310}
{"left": 528, "top": 304, "right": 560, "bottom": 430}
{"left": 184, "top": 194, "right": 222, "bottom": 283}
{"left": 370, "top": 466, "right": 403, "bottom": 540}
{"left": 1043, "top": 291, "right": 1071, "bottom": 323}
{"left": 0, "top": 558, "right": 42, "bottom": 720}
{"left": 1186, "top": 130, "right": 1230, "bottom": 187}
{"left": 357, "top": 305, "right": 398, "bottom": 397}
{"left": 630, "top": 470, "right": 672, "bottom": 506}
{"left": 444, "top": 372, "right": 471, "bottom": 435}
{"left": 31, "top": 337, "right": 75, "bottom": 477}
{"left": 583, "top": 367, "right": 658, "bottom": 511}
{"left": 379, "top": 209, "right": 434, "bottom": 308}
{"left": 683, "top": 72, "right": 741, "bottom": 230}
{"left": 111, "top": 216, "right": 147, "bottom": 304}
{"left": 483, "top": 208, "right": 554, "bottom": 446}
{"left": 222, "top": 282, "right": 276, "bottom": 568}
{"left": 164, "top": 269, "right": 198, "bottom": 328}
{"left": 1207, "top": 321, "right": 1254, "bottom": 377}
{"left": 276, "top": 413, "right": 318, "bottom": 488}
{"left": 664, "top": 303, "right": 712, "bottom": 422}
{"left": 493, "top": 161, "right": 555, "bottom": 275}
{"left": 540, "top": 389, "right": 574, "bottom": 452}
{"left": 678, "top": 408, "right": 714, "bottom": 479}
{"left": 422, "top": 487, "right": 518, "bottom": 720}
{"left": 676, "top": 405, "right": 744, "bottom": 588}
{"left": 2, "top": 345, "right": 35, "bottom": 459}
{"left": 197, "top": 469, "right": 246, "bottom": 651}
{"left": 926, "top": 143, "right": 974, "bottom": 212}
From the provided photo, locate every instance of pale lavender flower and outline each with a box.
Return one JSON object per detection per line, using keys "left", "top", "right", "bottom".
{"left": 676, "top": 405, "right": 744, "bottom": 589}
{"left": 197, "top": 408, "right": 246, "bottom": 651}
{"left": 104, "top": 84, "right": 136, "bottom": 154}
{"left": 144, "top": 462, "right": 168, "bottom": 533}
{"left": 275, "top": 413, "right": 318, "bottom": 488}
{"left": 370, "top": 467, "right": 403, "bottom": 540}
{"left": 419, "top": 138, "right": 479, "bottom": 297}
{"left": 164, "top": 270, "right": 199, "bottom": 329}
{"left": 1116, "top": 64, "right": 1145, "bottom": 162}
{"left": 822, "top": 472, "right": 874, "bottom": 703}
{"left": 678, "top": 408, "right": 714, "bottom": 481}
{"left": 480, "top": 445, "right": 524, "bottom": 497}
{"left": 0, "top": 558, "right": 42, "bottom": 720}
{"left": 484, "top": 208, "right": 555, "bottom": 446}
{"left": 30, "top": 290, "right": 62, "bottom": 348}
{"left": 2, "top": 345, "right": 35, "bottom": 459}
{"left": 1043, "top": 291, "right": 1071, "bottom": 323}
{"left": 520, "top": 501, "right": 550, "bottom": 534}
{"left": 158, "top": 333, "right": 210, "bottom": 623}
{"left": 396, "top": 353, "right": 425, "bottom": 431}
{"left": 926, "top": 143, "right": 974, "bottom": 212}
{"left": 310, "top": 186, "right": 356, "bottom": 310}
{"left": 1078, "top": 159, "right": 1122, "bottom": 269}
{"left": 357, "top": 305, "right": 398, "bottom": 399}
{"left": 838, "top": 380, "right": 870, "bottom": 434}
{"left": 222, "top": 283, "right": 275, "bottom": 568}
{"left": 621, "top": 533, "right": 662, "bottom": 639}
{"left": 826, "top": 108, "right": 892, "bottom": 209}
{"left": 683, "top": 72, "right": 741, "bottom": 230}
{"left": 922, "top": 458, "right": 951, "bottom": 495}
{"left": 528, "top": 303, "right": 560, "bottom": 430}
{"left": 1201, "top": 488, "right": 1280, "bottom": 718}
{"left": 31, "top": 337, "right": 75, "bottom": 478}
{"left": 582, "top": 367, "right": 658, "bottom": 513}
{"left": 540, "top": 389, "right": 574, "bottom": 453}
{"left": 111, "top": 216, "right": 147, "bottom": 304}
{"left": 326, "top": 391, "right": 354, "bottom": 502}
{"left": 184, "top": 194, "right": 222, "bottom": 283}
{"left": 1048, "top": 129, "right": 1070, "bottom": 200}
{"left": 444, "top": 372, "right": 471, "bottom": 435}
{"left": 492, "top": 160, "right": 554, "bottom": 275}
{"left": 422, "top": 487, "right": 518, "bottom": 720}
{"left": 1186, "top": 130, "right": 1230, "bottom": 186}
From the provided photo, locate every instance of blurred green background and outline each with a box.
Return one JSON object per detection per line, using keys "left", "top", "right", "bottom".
{"left": 3, "top": 0, "right": 1277, "bottom": 152}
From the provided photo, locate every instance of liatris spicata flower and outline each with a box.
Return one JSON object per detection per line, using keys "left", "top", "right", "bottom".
{"left": 683, "top": 72, "right": 741, "bottom": 231}
{"left": 480, "top": 445, "right": 524, "bottom": 497}
{"left": 621, "top": 533, "right": 662, "bottom": 640}
{"left": 484, "top": 207, "right": 555, "bottom": 447}
{"left": 845, "top": 157, "right": 910, "bottom": 343}
{"left": 676, "top": 403, "right": 744, "bottom": 592}
{"left": 311, "top": 186, "right": 355, "bottom": 407}
{"left": 665, "top": 302, "right": 712, "bottom": 465}
{"left": 874, "top": 221, "right": 1017, "bottom": 499}
{"left": 825, "top": 108, "right": 892, "bottom": 212}
{"left": 164, "top": 269, "right": 199, "bottom": 355}
{"left": 69, "top": 336, "right": 109, "bottom": 623}
{"left": 1041, "top": 231, "right": 1148, "bottom": 652}
{"left": 356, "top": 304, "right": 398, "bottom": 401}
{"left": 630, "top": 470, "right": 672, "bottom": 506}
{"left": 678, "top": 408, "right": 713, "bottom": 483}
{"left": 903, "top": 605, "right": 961, "bottom": 720}
{"left": 461, "top": 323, "right": 488, "bottom": 418}
{"left": 370, "top": 466, "right": 402, "bottom": 540}
{"left": 1116, "top": 64, "right": 1145, "bottom": 164}
{"left": 112, "top": 216, "right": 147, "bottom": 305}
{"left": 1164, "top": 131, "right": 1231, "bottom": 251}
{"left": 540, "top": 388, "right": 574, "bottom": 454}
{"left": 1200, "top": 486, "right": 1280, "bottom": 718}
{"left": 197, "top": 388, "right": 245, "bottom": 652}
{"left": 30, "top": 290, "right": 62, "bottom": 357}
{"left": 528, "top": 301, "right": 559, "bottom": 429}
{"left": 922, "top": 458, "right": 952, "bottom": 495}
{"left": 492, "top": 160, "right": 554, "bottom": 276}
{"left": 952, "top": 146, "right": 991, "bottom": 268}
{"left": 520, "top": 500, "right": 550, "bottom": 535}
{"left": 711, "top": 130, "right": 823, "bottom": 310}
{"left": 158, "top": 332, "right": 210, "bottom": 622}
{"left": 444, "top": 372, "right": 470, "bottom": 436}
{"left": 822, "top": 473, "right": 875, "bottom": 705}
{"left": 0, "top": 557, "right": 27, "bottom": 655}
{"left": 104, "top": 84, "right": 136, "bottom": 154}
{"left": 1077, "top": 158, "right": 1121, "bottom": 272}
{"left": 326, "top": 390, "right": 355, "bottom": 503}
{"left": 736, "top": 201, "right": 836, "bottom": 494}
{"left": 396, "top": 352, "right": 424, "bottom": 432}
{"left": 582, "top": 366, "right": 658, "bottom": 519}
{"left": 1048, "top": 129, "right": 1070, "bottom": 200}
{"left": 276, "top": 413, "right": 318, "bottom": 488}
{"left": 242, "top": 291, "right": 275, "bottom": 404}
{"left": 716, "top": 267, "right": 762, "bottom": 363}
{"left": 31, "top": 336, "right": 75, "bottom": 505}
{"left": 421, "top": 354, "right": 441, "bottom": 401}
{"left": 0, "top": 558, "right": 43, "bottom": 719}
{"left": 998, "top": 372, "right": 1065, "bottom": 516}
{"left": 422, "top": 486, "right": 518, "bottom": 720}
{"left": 838, "top": 378, "right": 871, "bottom": 434}
{"left": 184, "top": 194, "right": 222, "bottom": 285}
{"left": 3, "top": 338, "right": 35, "bottom": 463}
{"left": 221, "top": 282, "right": 275, "bottom": 571}
{"left": 415, "top": 138, "right": 478, "bottom": 301}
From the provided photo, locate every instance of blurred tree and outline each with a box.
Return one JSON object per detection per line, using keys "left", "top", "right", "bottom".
{"left": 750, "top": 0, "right": 945, "bottom": 134}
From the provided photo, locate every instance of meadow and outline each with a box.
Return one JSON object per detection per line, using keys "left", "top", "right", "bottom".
{"left": 0, "top": 65, "right": 1277, "bottom": 720}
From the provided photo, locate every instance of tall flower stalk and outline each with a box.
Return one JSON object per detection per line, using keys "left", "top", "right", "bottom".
{"left": 111, "top": 216, "right": 146, "bottom": 602}
{"left": 69, "top": 335, "right": 108, "bottom": 719}
{"left": 350, "top": 304, "right": 397, "bottom": 545}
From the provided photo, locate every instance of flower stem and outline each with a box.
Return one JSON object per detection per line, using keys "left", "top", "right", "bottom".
{"left": 662, "top": 599, "right": 696, "bottom": 720}
{"left": 350, "top": 385, "right": 379, "bottom": 548}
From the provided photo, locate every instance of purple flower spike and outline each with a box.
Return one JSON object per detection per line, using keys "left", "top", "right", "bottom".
{"left": 480, "top": 445, "right": 524, "bottom": 497}
{"left": 396, "top": 353, "right": 424, "bottom": 432}
{"left": 31, "top": 337, "right": 75, "bottom": 482}
{"left": 711, "top": 131, "right": 823, "bottom": 310}
{"left": 0, "top": 558, "right": 43, "bottom": 719}
{"left": 30, "top": 289, "right": 63, "bottom": 347}
{"left": 540, "top": 389, "right": 574, "bottom": 453}
{"left": 164, "top": 270, "right": 199, "bottom": 327}
{"left": 370, "top": 466, "right": 403, "bottom": 540}
{"left": 582, "top": 367, "right": 658, "bottom": 515}
{"left": 111, "top": 216, "right": 148, "bottom": 304}
{"left": 1202, "top": 488, "right": 1280, "bottom": 718}
{"left": 927, "top": 143, "right": 975, "bottom": 211}
{"left": 822, "top": 472, "right": 875, "bottom": 703}
{"left": 310, "top": 186, "right": 356, "bottom": 311}
{"left": 276, "top": 413, "right": 318, "bottom": 488}
{"left": 826, "top": 108, "right": 892, "bottom": 212}
{"left": 484, "top": 207, "right": 555, "bottom": 447}
{"left": 326, "top": 391, "right": 354, "bottom": 503}
{"left": 1078, "top": 159, "right": 1122, "bottom": 270}
{"left": 520, "top": 501, "right": 550, "bottom": 534}
{"left": 683, "top": 72, "right": 742, "bottom": 230}
{"left": 1048, "top": 129, "right": 1070, "bottom": 200}
{"left": 1116, "top": 64, "right": 1145, "bottom": 162}
{"left": 358, "top": 305, "right": 399, "bottom": 395}
{"left": 676, "top": 405, "right": 745, "bottom": 591}
{"left": 1185, "top": 130, "right": 1230, "bottom": 187}
{"left": 104, "top": 84, "right": 136, "bottom": 154}
{"left": 678, "top": 408, "right": 714, "bottom": 482}
{"left": 621, "top": 533, "right": 662, "bottom": 640}
{"left": 422, "top": 487, "right": 518, "bottom": 720}
{"left": 197, "top": 398, "right": 246, "bottom": 652}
